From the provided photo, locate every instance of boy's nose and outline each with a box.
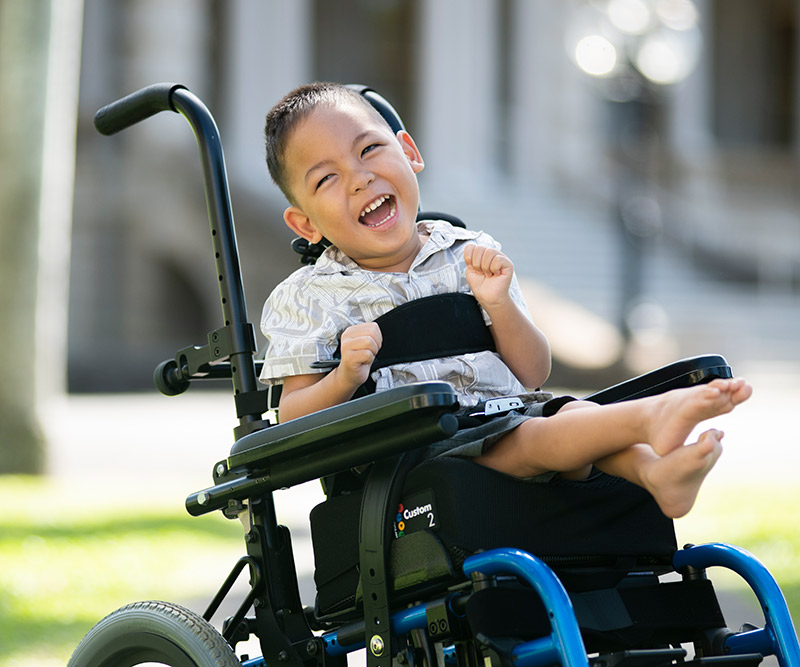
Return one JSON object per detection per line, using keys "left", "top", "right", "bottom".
{"left": 351, "top": 170, "right": 375, "bottom": 193}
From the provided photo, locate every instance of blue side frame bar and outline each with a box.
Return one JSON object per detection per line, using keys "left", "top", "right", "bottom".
{"left": 323, "top": 605, "right": 428, "bottom": 657}
{"left": 674, "top": 543, "right": 800, "bottom": 667}
{"left": 323, "top": 548, "right": 588, "bottom": 666}
{"left": 463, "top": 548, "right": 589, "bottom": 667}
{"left": 316, "top": 543, "right": 799, "bottom": 667}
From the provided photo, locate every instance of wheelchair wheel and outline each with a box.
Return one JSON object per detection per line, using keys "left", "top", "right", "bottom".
{"left": 67, "top": 600, "right": 240, "bottom": 667}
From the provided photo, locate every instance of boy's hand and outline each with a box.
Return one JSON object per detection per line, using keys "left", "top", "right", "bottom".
{"left": 337, "top": 322, "right": 382, "bottom": 389}
{"left": 464, "top": 244, "right": 514, "bottom": 309}
{"left": 278, "top": 322, "right": 382, "bottom": 422}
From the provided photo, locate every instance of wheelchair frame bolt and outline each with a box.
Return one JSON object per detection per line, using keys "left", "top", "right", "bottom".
{"left": 370, "top": 635, "right": 384, "bottom": 656}
{"left": 306, "top": 639, "right": 318, "bottom": 656}
{"left": 197, "top": 492, "right": 209, "bottom": 506}
{"left": 215, "top": 463, "right": 226, "bottom": 477}
{"left": 278, "top": 650, "right": 288, "bottom": 662}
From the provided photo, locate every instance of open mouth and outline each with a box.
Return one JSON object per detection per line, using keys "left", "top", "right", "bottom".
{"left": 358, "top": 195, "right": 396, "bottom": 228}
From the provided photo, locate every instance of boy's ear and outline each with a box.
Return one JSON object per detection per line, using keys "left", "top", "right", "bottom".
{"left": 284, "top": 206, "right": 324, "bottom": 244}
{"left": 397, "top": 130, "right": 424, "bottom": 174}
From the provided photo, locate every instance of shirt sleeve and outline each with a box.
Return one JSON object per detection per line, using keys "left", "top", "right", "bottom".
{"left": 259, "top": 274, "right": 341, "bottom": 385}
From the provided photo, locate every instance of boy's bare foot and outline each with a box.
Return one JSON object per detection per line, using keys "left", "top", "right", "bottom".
{"left": 642, "top": 429, "right": 723, "bottom": 518}
{"left": 647, "top": 378, "right": 752, "bottom": 456}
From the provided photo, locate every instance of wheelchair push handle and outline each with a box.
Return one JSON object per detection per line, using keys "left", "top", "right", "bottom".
{"left": 93, "top": 82, "right": 187, "bottom": 135}
{"left": 94, "top": 83, "right": 263, "bottom": 436}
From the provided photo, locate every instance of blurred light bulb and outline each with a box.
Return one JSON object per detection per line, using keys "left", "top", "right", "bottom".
{"left": 575, "top": 34, "right": 618, "bottom": 76}
{"left": 635, "top": 26, "right": 700, "bottom": 84}
{"left": 655, "top": 0, "right": 698, "bottom": 31}
{"left": 607, "top": 0, "right": 652, "bottom": 35}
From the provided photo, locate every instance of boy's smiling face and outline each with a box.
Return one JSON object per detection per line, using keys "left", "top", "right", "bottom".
{"left": 281, "top": 101, "right": 426, "bottom": 273}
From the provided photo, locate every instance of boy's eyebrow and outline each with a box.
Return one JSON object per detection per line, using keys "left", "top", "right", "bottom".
{"left": 303, "top": 130, "right": 376, "bottom": 186}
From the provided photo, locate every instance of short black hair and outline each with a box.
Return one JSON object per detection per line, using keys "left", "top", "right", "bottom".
{"left": 264, "top": 82, "right": 391, "bottom": 204}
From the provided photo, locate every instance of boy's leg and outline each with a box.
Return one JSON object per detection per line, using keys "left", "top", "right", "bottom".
{"left": 474, "top": 378, "right": 750, "bottom": 480}
{"left": 593, "top": 430, "right": 723, "bottom": 518}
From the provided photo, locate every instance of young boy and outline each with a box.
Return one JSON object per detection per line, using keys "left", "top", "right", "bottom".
{"left": 259, "top": 82, "right": 752, "bottom": 519}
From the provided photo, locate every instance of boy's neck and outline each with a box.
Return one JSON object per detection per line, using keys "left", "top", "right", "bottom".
{"left": 347, "top": 231, "right": 431, "bottom": 274}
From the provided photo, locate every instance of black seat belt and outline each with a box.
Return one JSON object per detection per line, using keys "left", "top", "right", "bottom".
{"left": 312, "top": 293, "right": 496, "bottom": 395}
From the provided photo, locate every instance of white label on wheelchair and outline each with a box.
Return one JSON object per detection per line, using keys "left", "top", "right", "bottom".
{"left": 469, "top": 396, "right": 526, "bottom": 417}
{"left": 394, "top": 489, "right": 438, "bottom": 539}
{"left": 483, "top": 397, "right": 524, "bottom": 414}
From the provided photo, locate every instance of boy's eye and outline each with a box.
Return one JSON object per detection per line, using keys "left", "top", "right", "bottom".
{"left": 315, "top": 174, "right": 333, "bottom": 190}
{"left": 361, "top": 143, "right": 381, "bottom": 156}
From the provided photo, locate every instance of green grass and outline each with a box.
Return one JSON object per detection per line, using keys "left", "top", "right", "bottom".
{"left": 676, "top": 482, "right": 800, "bottom": 618}
{"left": 1, "top": 477, "right": 798, "bottom": 666}
{"left": 0, "top": 477, "right": 243, "bottom": 666}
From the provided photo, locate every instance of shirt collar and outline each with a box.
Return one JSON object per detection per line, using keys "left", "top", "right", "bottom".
{"left": 311, "top": 218, "right": 480, "bottom": 275}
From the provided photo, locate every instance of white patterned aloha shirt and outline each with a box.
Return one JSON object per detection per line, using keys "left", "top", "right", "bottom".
{"left": 259, "top": 219, "right": 534, "bottom": 407}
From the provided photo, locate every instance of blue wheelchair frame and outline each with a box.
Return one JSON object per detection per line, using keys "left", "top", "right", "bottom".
{"left": 236, "top": 543, "right": 800, "bottom": 667}
{"left": 72, "top": 83, "right": 800, "bottom": 667}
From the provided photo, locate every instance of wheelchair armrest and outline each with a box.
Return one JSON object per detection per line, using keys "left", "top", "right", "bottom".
{"left": 186, "top": 382, "right": 459, "bottom": 516}
{"left": 584, "top": 354, "right": 732, "bottom": 405}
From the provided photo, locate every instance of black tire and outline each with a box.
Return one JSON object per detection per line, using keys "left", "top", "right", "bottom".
{"left": 67, "top": 600, "right": 241, "bottom": 667}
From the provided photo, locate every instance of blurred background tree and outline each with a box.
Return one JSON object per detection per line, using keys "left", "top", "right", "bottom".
{"left": 0, "top": 0, "right": 82, "bottom": 473}
{"left": 0, "top": 0, "right": 50, "bottom": 473}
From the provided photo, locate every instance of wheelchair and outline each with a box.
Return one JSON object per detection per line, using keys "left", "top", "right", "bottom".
{"left": 69, "top": 83, "right": 800, "bottom": 667}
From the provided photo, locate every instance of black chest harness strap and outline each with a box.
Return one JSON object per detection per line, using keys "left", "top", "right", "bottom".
{"left": 367, "top": 292, "right": 496, "bottom": 369}
{"left": 311, "top": 293, "right": 497, "bottom": 396}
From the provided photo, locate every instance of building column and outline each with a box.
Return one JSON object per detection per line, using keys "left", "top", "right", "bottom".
{"left": 416, "top": 0, "right": 500, "bottom": 199}
{"left": 669, "top": 0, "right": 713, "bottom": 161}
{"left": 222, "top": 0, "right": 312, "bottom": 200}
{"left": 508, "top": 1, "right": 608, "bottom": 195}
{"left": 507, "top": 0, "right": 564, "bottom": 189}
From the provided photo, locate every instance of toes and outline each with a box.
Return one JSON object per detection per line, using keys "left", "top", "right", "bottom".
{"left": 693, "top": 429, "right": 724, "bottom": 457}
{"left": 710, "top": 377, "right": 751, "bottom": 401}
{"left": 733, "top": 380, "right": 753, "bottom": 405}
{"left": 697, "top": 427, "right": 724, "bottom": 442}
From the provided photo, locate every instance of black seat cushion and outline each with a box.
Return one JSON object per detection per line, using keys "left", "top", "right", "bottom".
{"left": 310, "top": 457, "right": 676, "bottom": 618}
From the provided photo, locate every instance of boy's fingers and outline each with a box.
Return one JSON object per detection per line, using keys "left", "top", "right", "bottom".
{"left": 370, "top": 321, "right": 383, "bottom": 346}
{"left": 347, "top": 348, "right": 378, "bottom": 366}
{"left": 490, "top": 251, "right": 512, "bottom": 275}
{"left": 342, "top": 336, "right": 380, "bottom": 356}
{"left": 353, "top": 335, "right": 381, "bottom": 355}
{"left": 464, "top": 245, "right": 511, "bottom": 276}
{"left": 342, "top": 323, "right": 382, "bottom": 356}
{"left": 464, "top": 246, "right": 477, "bottom": 269}
{"left": 344, "top": 322, "right": 382, "bottom": 341}
{"left": 464, "top": 243, "right": 475, "bottom": 265}
{"left": 482, "top": 249, "right": 499, "bottom": 273}
{"left": 476, "top": 247, "right": 507, "bottom": 274}
{"left": 466, "top": 244, "right": 487, "bottom": 270}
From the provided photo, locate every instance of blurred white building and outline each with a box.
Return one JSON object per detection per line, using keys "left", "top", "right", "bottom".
{"left": 70, "top": 0, "right": 799, "bottom": 390}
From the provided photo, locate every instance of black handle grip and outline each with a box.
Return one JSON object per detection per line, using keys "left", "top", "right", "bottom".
{"left": 93, "top": 82, "right": 187, "bottom": 136}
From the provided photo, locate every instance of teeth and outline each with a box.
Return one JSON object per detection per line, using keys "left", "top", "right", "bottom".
{"left": 360, "top": 195, "right": 389, "bottom": 219}
{"left": 362, "top": 198, "right": 396, "bottom": 227}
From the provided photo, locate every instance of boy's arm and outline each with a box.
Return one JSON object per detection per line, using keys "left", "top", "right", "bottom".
{"left": 278, "top": 322, "right": 382, "bottom": 422}
{"left": 464, "top": 244, "right": 551, "bottom": 389}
